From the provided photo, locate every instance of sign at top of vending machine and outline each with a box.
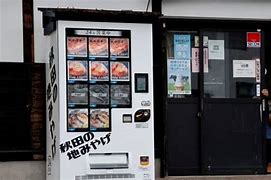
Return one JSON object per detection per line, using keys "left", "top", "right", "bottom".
{"left": 247, "top": 32, "right": 261, "bottom": 48}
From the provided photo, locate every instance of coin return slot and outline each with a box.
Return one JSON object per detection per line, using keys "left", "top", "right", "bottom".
{"left": 123, "top": 114, "right": 132, "bottom": 123}
{"left": 88, "top": 153, "right": 129, "bottom": 169}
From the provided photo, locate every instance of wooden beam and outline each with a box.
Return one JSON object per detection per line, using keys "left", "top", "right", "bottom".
{"left": 23, "top": 0, "right": 34, "bottom": 63}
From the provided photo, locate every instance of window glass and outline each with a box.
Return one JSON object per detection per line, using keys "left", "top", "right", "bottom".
{"left": 166, "top": 31, "right": 199, "bottom": 98}
{"left": 203, "top": 31, "right": 261, "bottom": 98}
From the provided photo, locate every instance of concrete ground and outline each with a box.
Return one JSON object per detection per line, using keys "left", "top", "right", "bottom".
{"left": 0, "top": 160, "right": 270, "bottom": 180}
{"left": 156, "top": 175, "right": 271, "bottom": 180}
{"left": 155, "top": 159, "right": 271, "bottom": 180}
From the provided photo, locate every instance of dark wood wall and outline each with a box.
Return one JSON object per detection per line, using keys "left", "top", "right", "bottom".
{"left": 23, "top": 0, "right": 34, "bottom": 63}
{"left": 0, "top": 63, "right": 45, "bottom": 161}
{"left": 30, "top": 64, "right": 46, "bottom": 160}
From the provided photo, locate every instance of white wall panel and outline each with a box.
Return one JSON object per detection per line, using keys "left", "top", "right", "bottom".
{"left": 162, "top": 0, "right": 271, "bottom": 19}
{"left": 0, "top": 0, "right": 23, "bottom": 62}
{"left": 34, "top": 0, "right": 152, "bottom": 63}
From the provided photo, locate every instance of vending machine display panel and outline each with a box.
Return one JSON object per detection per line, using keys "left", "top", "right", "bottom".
{"left": 65, "top": 28, "right": 132, "bottom": 132}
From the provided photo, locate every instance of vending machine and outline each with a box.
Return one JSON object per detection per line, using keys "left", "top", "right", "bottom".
{"left": 42, "top": 9, "right": 155, "bottom": 180}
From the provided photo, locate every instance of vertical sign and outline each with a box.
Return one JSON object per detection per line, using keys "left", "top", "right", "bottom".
{"left": 168, "top": 59, "right": 191, "bottom": 96}
{"left": 174, "top": 34, "right": 191, "bottom": 59}
{"left": 255, "top": 58, "right": 261, "bottom": 83}
{"left": 192, "top": 48, "right": 199, "bottom": 73}
{"left": 204, "top": 48, "right": 209, "bottom": 73}
{"left": 46, "top": 45, "right": 58, "bottom": 176}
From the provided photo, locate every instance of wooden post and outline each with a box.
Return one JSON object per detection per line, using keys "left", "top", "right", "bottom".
{"left": 23, "top": 0, "right": 34, "bottom": 63}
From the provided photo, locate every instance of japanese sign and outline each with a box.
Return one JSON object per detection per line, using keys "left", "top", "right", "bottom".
{"left": 167, "top": 59, "right": 191, "bottom": 96}
{"left": 59, "top": 132, "right": 111, "bottom": 160}
{"left": 191, "top": 48, "right": 209, "bottom": 73}
{"left": 208, "top": 40, "right": 224, "bottom": 60}
{"left": 192, "top": 48, "right": 199, "bottom": 73}
{"left": 46, "top": 46, "right": 58, "bottom": 175}
{"left": 75, "top": 30, "right": 122, "bottom": 37}
{"left": 174, "top": 34, "right": 191, "bottom": 60}
{"left": 204, "top": 48, "right": 209, "bottom": 73}
{"left": 233, "top": 60, "right": 256, "bottom": 78}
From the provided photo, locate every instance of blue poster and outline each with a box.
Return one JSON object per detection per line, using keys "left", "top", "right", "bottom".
{"left": 167, "top": 59, "right": 191, "bottom": 96}
{"left": 174, "top": 34, "right": 191, "bottom": 60}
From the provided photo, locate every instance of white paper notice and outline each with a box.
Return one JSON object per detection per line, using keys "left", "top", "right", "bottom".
{"left": 192, "top": 48, "right": 199, "bottom": 73}
{"left": 208, "top": 40, "right": 224, "bottom": 60}
{"left": 255, "top": 58, "right": 261, "bottom": 83}
{"left": 204, "top": 48, "right": 209, "bottom": 73}
{"left": 256, "top": 84, "right": 260, "bottom": 96}
{"left": 233, "top": 60, "right": 256, "bottom": 78}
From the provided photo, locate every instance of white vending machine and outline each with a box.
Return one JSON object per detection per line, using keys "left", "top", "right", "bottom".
{"left": 42, "top": 9, "right": 155, "bottom": 180}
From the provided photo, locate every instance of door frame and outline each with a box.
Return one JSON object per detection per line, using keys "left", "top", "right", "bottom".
{"left": 161, "top": 17, "right": 270, "bottom": 176}
{"left": 199, "top": 28, "right": 266, "bottom": 174}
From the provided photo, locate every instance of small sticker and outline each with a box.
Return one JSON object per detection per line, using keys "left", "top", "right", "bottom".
{"left": 203, "top": 36, "right": 208, "bottom": 47}
{"left": 47, "top": 156, "right": 52, "bottom": 175}
{"left": 194, "top": 36, "right": 199, "bottom": 47}
{"left": 123, "top": 114, "right": 132, "bottom": 123}
{"left": 140, "top": 156, "right": 149, "bottom": 166}
{"left": 141, "top": 100, "right": 151, "bottom": 106}
{"left": 143, "top": 173, "right": 151, "bottom": 180}
{"left": 247, "top": 32, "right": 261, "bottom": 48}
{"left": 136, "top": 123, "right": 148, "bottom": 128}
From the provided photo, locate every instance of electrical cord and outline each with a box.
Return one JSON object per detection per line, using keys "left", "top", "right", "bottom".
{"left": 146, "top": 0, "right": 151, "bottom": 12}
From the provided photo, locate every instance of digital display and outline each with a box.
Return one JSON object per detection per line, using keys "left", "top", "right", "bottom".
{"left": 135, "top": 73, "right": 148, "bottom": 93}
{"left": 137, "top": 77, "right": 146, "bottom": 91}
